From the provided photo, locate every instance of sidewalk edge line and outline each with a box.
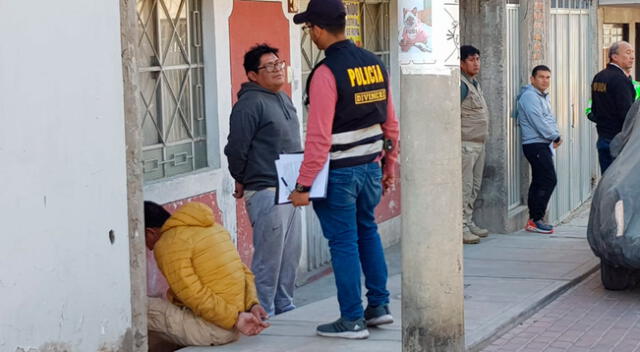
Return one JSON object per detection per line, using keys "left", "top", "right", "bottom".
{"left": 466, "top": 262, "right": 599, "bottom": 352}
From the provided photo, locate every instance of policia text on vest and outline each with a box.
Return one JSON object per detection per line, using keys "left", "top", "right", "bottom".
{"left": 347, "top": 64, "right": 387, "bottom": 105}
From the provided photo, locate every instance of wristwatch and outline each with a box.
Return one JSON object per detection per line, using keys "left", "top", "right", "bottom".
{"left": 295, "top": 183, "right": 311, "bottom": 193}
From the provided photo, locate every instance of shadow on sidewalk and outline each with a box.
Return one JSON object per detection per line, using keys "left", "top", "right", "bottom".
{"left": 178, "top": 205, "right": 598, "bottom": 352}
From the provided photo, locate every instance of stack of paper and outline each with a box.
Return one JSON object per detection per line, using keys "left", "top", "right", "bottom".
{"left": 275, "top": 153, "right": 330, "bottom": 204}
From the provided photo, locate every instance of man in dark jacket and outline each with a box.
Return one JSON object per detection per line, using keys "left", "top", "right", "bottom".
{"left": 224, "top": 44, "right": 302, "bottom": 317}
{"left": 591, "top": 41, "right": 635, "bottom": 173}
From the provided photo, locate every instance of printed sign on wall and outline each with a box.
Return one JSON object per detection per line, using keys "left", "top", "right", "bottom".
{"left": 344, "top": 0, "right": 363, "bottom": 47}
{"left": 399, "top": 0, "right": 459, "bottom": 74}
{"left": 398, "top": 0, "right": 433, "bottom": 63}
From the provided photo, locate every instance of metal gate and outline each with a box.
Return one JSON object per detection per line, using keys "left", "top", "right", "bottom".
{"left": 506, "top": 4, "right": 522, "bottom": 212}
{"left": 299, "top": 0, "right": 330, "bottom": 276}
{"left": 548, "top": 0, "right": 598, "bottom": 223}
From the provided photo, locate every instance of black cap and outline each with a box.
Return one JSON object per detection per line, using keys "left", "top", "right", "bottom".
{"left": 293, "top": 0, "right": 346, "bottom": 27}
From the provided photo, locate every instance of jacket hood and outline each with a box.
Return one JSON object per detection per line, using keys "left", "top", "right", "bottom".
{"left": 236, "top": 81, "right": 294, "bottom": 121}
{"left": 237, "top": 81, "right": 278, "bottom": 99}
{"left": 514, "top": 85, "right": 533, "bottom": 118}
{"left": 161, "top": 202, "right": 216, "bottom": 232}
{"left": 517, "top": 84, "right": 539, "bottom": 99}
{"left": 514, "top": 85, "right": 543, "bottom": 119}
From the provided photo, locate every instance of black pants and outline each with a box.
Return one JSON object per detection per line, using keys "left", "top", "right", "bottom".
{"left": 523, "top": 143, "right": 557, "bottom": 221}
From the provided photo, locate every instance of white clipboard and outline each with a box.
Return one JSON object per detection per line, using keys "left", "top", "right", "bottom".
{"left": 275, "top": 153, "right": 329, "bottom": 204}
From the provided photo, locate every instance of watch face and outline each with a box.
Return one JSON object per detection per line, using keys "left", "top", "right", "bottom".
{"left": 295, "top": 184, "right": 310, "bottom": 192}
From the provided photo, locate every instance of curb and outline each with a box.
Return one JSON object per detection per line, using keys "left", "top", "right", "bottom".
{"left": 466, "top": 262, "right": 600, "bottom": 352}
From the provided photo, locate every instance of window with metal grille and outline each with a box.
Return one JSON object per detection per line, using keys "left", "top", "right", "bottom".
{"left": 360, "top": 0, "right": 391, "bottom": 67}
{"left": 551, "top": 0, "right": 590, "bottom": 9}
{"left": 602, "top": 23, "right": 628, "bottom": 69}
{"left": 603, "top": 24, "right": 626, "bottom": 48}
{"left": 136, "top": 0, "right": 207, "bottom": 182}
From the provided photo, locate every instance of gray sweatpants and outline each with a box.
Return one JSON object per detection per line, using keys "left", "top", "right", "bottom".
{"left": 245, "top": 189, "right": 302, "bottom": 316}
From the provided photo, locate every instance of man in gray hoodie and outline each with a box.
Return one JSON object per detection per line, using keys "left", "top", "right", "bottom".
{"left": 516, "top": 65, "right": 562, "bottom": 234}
{"left": 224, "top": 44, "right": 302, "bottom": 316}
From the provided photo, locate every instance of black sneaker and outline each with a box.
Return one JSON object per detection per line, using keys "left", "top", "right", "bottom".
{"left": 316, "top": 317, "right": 370, "bottom": 339}
{"left": 364, "top": 304, "right": 394, "bottom": 326}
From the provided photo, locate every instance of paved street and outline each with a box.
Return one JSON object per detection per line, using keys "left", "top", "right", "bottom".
{"left": 481, "top": 271, "right": 640, "bottom": 352}
{"left": 179, "top": 206, "right": 600, "bottom": 352}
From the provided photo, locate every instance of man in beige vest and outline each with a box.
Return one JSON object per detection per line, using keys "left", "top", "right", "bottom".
{"left": 460, "top": 45, "right": 490, "bottom": 244}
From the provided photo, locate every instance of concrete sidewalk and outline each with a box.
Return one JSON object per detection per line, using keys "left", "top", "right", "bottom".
{"left": 180, "top": 206, "right": 598, "bottom": 352}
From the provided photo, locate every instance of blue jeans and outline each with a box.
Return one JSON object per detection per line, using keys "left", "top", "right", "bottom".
{"left": 597, "top": 137, "right": 614, "bottom": 174}
{"left": 312, "top": 162, "right": 390, "bottom": 321}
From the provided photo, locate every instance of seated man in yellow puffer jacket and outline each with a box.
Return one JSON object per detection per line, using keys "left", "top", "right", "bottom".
{"left": 144, "top": 201, "right": 270, "bottom": 347}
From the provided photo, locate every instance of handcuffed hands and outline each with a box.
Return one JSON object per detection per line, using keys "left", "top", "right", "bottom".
{"left": 236, "top": 311, "right": 270, "bottom": 336}
{"left": 250, "top": 304, "right": 269, "bottom": 321}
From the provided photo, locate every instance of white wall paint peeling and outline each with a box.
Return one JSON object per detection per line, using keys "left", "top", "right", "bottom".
{"left": 0, "top": 1, "right": 132, "bottom": 350}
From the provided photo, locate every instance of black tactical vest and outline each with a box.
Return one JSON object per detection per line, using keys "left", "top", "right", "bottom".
{"left": 306, "top": 40, "right": 389, "bottom": 168}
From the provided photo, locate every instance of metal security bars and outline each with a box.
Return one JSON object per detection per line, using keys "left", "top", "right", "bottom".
{"left": 362, "top": 0, "right": 391, "bottom": 67}
{"left": 506, "top": 4, "right": 523, "bottom": 211}
{"left": 551, "top": 0, "right": 590, "bottom": 9}
{"left": 136, "top": 0, "right": 207, "bottom": 181}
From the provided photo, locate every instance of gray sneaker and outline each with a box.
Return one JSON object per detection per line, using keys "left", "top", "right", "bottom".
{"left": 468, "top": 223, "right": 489, "bottom": 237}
{"left": 316, "top": 317, "right": 370, "bottom": 339}
{"left": 364, "top": 304, "right": 394, "bottom": 326}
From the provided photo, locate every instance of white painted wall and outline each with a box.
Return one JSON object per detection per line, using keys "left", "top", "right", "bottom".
{"left": 0, "top": 1, "right": 132, "bottom": 351}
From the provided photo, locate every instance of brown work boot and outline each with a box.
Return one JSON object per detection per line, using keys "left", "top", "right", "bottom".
{"left": 468, "top": 223, "right": 489, "bottom": 237}
{"left": 463, "top": 228, "right": 480, "bottom": 244}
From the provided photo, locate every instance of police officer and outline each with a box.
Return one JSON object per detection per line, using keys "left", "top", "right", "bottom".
{"left": 591, "top": 40, "right": 636, "bottom": 173}
{"left": 289, "top": 0, "right": 399, "bottom": 340}
{"left": 586, "top": 79, "right": 639, "bottom": 121}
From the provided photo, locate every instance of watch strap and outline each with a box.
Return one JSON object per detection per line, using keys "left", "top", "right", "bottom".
{"left": 295, "top": 183, "right": 311, "bottom": 192}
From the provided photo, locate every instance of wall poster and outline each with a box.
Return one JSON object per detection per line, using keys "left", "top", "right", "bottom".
{"left": 399, "top": 0, "right": 459, "bottom": 74}
{"left": 344, "top": 0, "right": 363, "bottom": 47}
{"left": 398, "top": 0, "right": 433, "bottom": 63}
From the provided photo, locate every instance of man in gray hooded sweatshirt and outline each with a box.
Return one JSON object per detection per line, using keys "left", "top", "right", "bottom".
{"left": 224, "top": 44, "right": 302, "bottom": 316}
{"left": 516, "top": 65, "right": 562, "bottom": 234}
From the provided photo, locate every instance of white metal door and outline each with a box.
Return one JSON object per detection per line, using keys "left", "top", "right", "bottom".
{"left": 548, "top": 1, "right": 598, "bottom": 222}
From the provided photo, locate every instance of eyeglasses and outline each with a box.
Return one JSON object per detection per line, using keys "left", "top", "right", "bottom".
{"left": 257, "top": 60, "right": 286, "bottom": 73}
